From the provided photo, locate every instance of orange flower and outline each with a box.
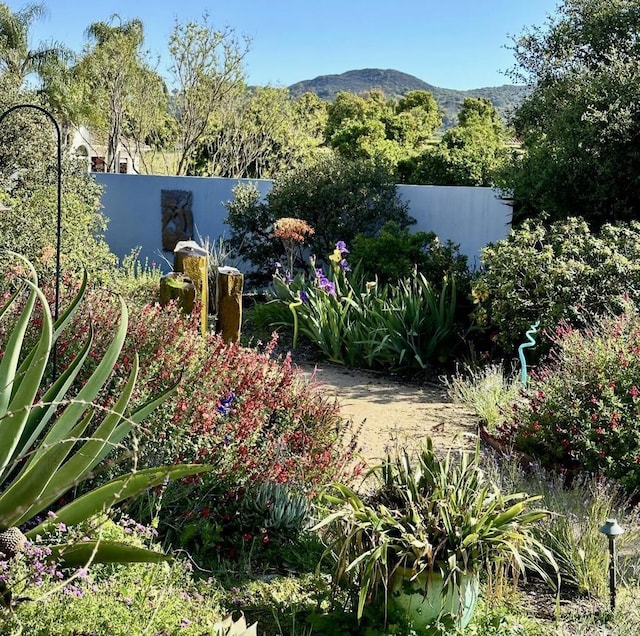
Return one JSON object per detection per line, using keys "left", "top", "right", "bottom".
{"left": 273, "top": 218, "right": 315, "bottom": 243}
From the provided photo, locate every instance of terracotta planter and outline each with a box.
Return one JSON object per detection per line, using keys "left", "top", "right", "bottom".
{"left": 390, "top": 567, "right": 479, "bottom": 631}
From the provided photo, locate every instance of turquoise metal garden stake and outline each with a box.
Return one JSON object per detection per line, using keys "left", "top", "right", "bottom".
{"left": 518, "top": 321, "right": 540, "bottom": 387}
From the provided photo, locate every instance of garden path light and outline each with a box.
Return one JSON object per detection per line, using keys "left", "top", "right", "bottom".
{"left": 600, "top": 518, "right": 624, "bottom": 610}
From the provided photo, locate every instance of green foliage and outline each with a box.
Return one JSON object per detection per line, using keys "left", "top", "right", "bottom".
{"left": 225, "top": 155, "right": 412, "bottom": 285}
{"left": 2, "top": 554, "right": 228, "bottom": 635}
{"left": 404, "top": 98, "right": 510, "bottom": 186}
{"left": 350, "top": 220, "right": 470, "bottom": 286}
{"left": 325, "top": 89, "right": 441, "bottom": 166}
{"left": 0, "top": 2, "right": 70, "bottom": 89}
{"left": 269, "top": 253, "right": 460, "bottom": 369}
{"left": 158, "top": 478, "right": 314, "bottom": 570}
{"left": 0, "top": 254, "right": 208, "bottom": 575}
{"left": 0, "top": 85, "right": 117, "bottom": 279}
{"left": 168, "top": 15, "right": 249, "bottom": 175}
{"left": 506, "top": 0, "right": 640, "bottom": 225}
{"left": 502, "top": 307, "right": 640, "bottom": 493}
{"left": 442, "top": 363, "right": 521, "bottom": 433}
{"left": 75, "top": 16, "right": 165, "bottom": 173}
{"left": 193, "top": 86, "right": 327, "bottom": 179}
{"left": 472, "top": 217, "right": 640, "bottom": 355}
{"left": 315, "top": 439, "right": 555, "bottom": 622}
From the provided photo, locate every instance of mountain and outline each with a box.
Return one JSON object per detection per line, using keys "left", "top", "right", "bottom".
{"left": 288, "top": 68, "right": 528, "bottom": 128}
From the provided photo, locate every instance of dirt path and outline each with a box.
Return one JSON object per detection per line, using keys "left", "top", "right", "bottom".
{"left": 298, "top": 362, "right": 479, "bottom": 464}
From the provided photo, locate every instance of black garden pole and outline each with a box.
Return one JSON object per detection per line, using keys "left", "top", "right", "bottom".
{"left": 0, "top": 104, "right": 63, "bottom": 378}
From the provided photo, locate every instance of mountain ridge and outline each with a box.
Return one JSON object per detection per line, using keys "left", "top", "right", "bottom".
{"left": 288, "top": 68, "right": 528, "bottom": 127}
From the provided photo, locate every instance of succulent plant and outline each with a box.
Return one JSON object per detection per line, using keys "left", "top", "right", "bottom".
{"left": 0, "top": 253, "right": 210, "bottom": 569}
{"left": 247, "top": 481, "right": 309, "bottom": 533}
{"left": 0, "top": 527, "right": 26, "bottom": 560}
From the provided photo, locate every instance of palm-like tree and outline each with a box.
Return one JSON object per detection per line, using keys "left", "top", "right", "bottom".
{"left": 0, "top": 2, "right": 70, "bottom": 87}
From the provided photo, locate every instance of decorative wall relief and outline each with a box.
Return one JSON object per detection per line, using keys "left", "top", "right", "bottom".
{"left": 161, "top": 190, "right": 194, "bottom": 251}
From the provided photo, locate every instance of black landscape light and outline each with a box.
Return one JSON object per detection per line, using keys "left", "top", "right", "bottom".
{"left": 0, "top": 104, "right": 63, "bottom": 378}
{"left": 600, "top": 518, "right": 625, "bottom": 611}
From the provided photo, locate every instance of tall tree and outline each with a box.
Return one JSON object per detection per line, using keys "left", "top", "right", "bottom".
{"left": 406, "top": 97, "right": 509, "bottom": 186}
{"left": 0, "top": 1, "right": 69, "bottom": 88}
{"left": 192, "top": 87, "right": 327, "bottom": 178}
{"left": 75, "top": 16, "right": 165, "bottom": 173}
{"left": 325, "top": 89, "right": 441, "bottom": 166}
{"left": 168, "top": 14, "right": 249, "bottom": 175}
{"left": 507, "top": 0, "right": 640, "bottom": 225}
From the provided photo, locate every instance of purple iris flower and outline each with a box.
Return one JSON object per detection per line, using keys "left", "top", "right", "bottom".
{"left": 335, "top": 241, "right": 349, "bottom": 254}
{"left": 300, "top": 290, "right": 309, "bottom": 303}
{"left": 319, "top": 278, "right": 336, "bottom": 296}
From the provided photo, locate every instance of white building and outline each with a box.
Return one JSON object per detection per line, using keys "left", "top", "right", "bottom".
{"left": 69, "top": 125, "right": 140, "bottom": 174}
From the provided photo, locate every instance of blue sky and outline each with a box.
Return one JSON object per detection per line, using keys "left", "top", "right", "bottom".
{"left": 11, "top": 0, "right": 560, "bottom": 89}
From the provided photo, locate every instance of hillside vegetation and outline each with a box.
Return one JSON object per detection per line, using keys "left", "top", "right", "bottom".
{"left": 288, "top": 68, "right": 527, "bottom": 128}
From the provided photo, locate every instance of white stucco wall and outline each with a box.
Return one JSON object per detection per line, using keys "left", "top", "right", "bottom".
{"left": 397, "top": 185, "right": 513, "bottom": 270}
{"left": 94, "top": 173, "right": 511, "bottom": 272}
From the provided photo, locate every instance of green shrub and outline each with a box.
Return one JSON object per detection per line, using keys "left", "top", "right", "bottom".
{"left": 350, "top": 220, "right": 470, "bottom": 286}
{"left": 442, "top": 363, "right": 521, "bottom": 433}
{"left": 473, "top": 217, "right": 640, "bottom": 355}
{"left": 501, "top": 307, "right": 640, "bottom": 492}
{"left": 224, "top": 155, "right": 412, "bottom": 285}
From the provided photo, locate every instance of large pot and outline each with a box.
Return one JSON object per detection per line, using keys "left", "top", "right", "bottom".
{"left": 390, "top": 567, "right": 479, "bottom": 632}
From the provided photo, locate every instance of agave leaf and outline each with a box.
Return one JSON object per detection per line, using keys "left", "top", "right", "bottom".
{"left": 31, "top": 295, "right": 129, "bottom": 464}
{"left": 12, "top": 270, "right": 88, "bottom": 396}
{"left": 0, "top": 258, "right": 39, "bottom": 416}
{"left": 46, "top": 541, "right": 171, "bottom": 567}
{"left": 0, "top": 411, "right": 94, "bottom": 527}
{"left": 26, "top": 464, "right": 212, "bottom": 538}
{"left": 0, "top": 280, "right": 52, "bottom": 479}
{"left": 51, "top": 270, "right": 88, "bottom": 342}
{"left": 32, "top": 355, "right": 141, "bottom": 510}
{"left": 91, "top": 378, "right": 179, "bottom": 468}
{"left": 16, "top": 325, "right": 94, "bottom": 456}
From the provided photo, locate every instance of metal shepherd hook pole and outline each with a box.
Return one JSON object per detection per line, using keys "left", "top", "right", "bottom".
{"left": 0, "top": 104, "right": 63, "bottom": 378}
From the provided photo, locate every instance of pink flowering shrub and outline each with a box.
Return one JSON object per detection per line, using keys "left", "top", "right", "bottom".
{"left": 501, "top": 307, "right": 640, "bottom": 491}
{"left": 56, "top": 289, "right": 354, "bottom": 485}
{"left": 1, "top": 278, "right": 356, "bottom": 560}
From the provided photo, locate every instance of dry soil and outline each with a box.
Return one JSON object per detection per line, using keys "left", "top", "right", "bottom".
{"left": 298, "top": 361, "right": 479, "bottom": 464}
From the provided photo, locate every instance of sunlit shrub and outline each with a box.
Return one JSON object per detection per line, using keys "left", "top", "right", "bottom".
{"left": 473, "top": 217, "right": 640, "bottom": 355}
{"left": 500, "top": 307, "right": 640, "bottom": 492}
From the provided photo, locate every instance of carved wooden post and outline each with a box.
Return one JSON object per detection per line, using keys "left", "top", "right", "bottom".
{"left": 174, "top": 241, "right": 208, "bottom": 336}
{"left": 217, "top": 266, "right": 243, "bottom": 343}
{"left": 159, "top": 273, "right": 196, "bottom": 313}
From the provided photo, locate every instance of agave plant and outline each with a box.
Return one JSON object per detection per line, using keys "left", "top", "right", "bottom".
{"left": 0, "top": 254, "right": 209, "bottom": 572}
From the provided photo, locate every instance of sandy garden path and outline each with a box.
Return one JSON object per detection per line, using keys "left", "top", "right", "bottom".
{"left": 298, "top": 361, "right": 480, "bottom": 465}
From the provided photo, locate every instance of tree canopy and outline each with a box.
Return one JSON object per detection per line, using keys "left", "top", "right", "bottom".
{"left": 507, "top": 0, "right": 640, "bottom": 225}
{"left": 404, "top": 97, "right": 510, "bottom": 186}
{"left": 0, "top": 2, "right": 69, "bottom": 89}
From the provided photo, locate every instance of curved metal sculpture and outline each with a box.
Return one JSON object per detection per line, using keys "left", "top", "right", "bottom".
{"left": 518, "top": 321, "right": 540, "bottom": 387}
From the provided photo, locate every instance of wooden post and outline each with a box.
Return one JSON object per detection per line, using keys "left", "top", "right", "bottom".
{"left": 217, "top": 266, "right": 243, "bottom": 343}
{"left": 174, "top": 240, "right": 208, "bottom": 336}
